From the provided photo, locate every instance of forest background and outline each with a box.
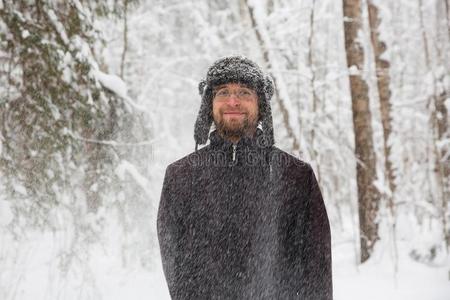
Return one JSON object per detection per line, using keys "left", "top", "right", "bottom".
{"left": 0, "top": 0, "right": 449, "bottom": 299}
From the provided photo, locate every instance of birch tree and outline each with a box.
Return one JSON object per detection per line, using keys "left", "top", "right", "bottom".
{"left": 343, "top": 0, "right": 381, "bottom": 262}
{"left": 418, "top": 0, "right": 450, "bottom": 248}
{"left": 367, "top": 1, "right": 396, "bottom": 209}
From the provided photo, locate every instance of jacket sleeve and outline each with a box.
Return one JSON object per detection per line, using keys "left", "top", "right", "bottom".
{"left": 302, "top": 164, "right": 333, "bottom": 300}
{"left": 157, "top": 166, "right": 179, "bottom": 296}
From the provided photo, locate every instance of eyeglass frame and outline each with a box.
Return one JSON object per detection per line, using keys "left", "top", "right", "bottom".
{"left": 212, "top": 85, "right": 257, "bottom": 101}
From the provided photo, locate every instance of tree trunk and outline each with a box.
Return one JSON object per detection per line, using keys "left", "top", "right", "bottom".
{"left": 445, "top": 0, "right": 450, "bottom": 40}
{"left": 120, "top": 0, "right": 129, "bottom": 79}
{"left": 418, "top": 0, "right": 450, "bottom": 248}
{"left": 367, "top": 0, "right": 399, "bottom": 269}
{"left": 343, "top": 0, "right": 381, "bottom": 263}
{"left": 436, "top": 0, "right": 450, "bottom": 249}
{"left": 307, "top": 0, "right": 321, "bottom": 184}
{"left": 368, "top": 1, "right": 396, "bottom": 208}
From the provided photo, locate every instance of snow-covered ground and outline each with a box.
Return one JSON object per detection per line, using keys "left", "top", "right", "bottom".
{"left": 333, "top": 241, "right": 450, "bottom": 300}
{"left": 1, "top": 227, "right": 449, "bottom": 300}
{"left": 1, "top": 198, "right": 449, "bottom": 299}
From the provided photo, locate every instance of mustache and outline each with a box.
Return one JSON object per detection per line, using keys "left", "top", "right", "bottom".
{"left": 219, "top": 109, "right": 247, "bottom": 114}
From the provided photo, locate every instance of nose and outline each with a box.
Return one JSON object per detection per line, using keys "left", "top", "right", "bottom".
{"left": 226, "top": 94, "right": 240, "bottom": 106}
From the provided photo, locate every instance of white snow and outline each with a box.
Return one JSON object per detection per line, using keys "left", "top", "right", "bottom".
{"left": 1, "top": 229, "right": 449, "bottom": 299}
{"left": 95, "top": 70, "right": 128, "bottom": 100}
{"left": 333, "top": 241, "right": 450, "bottom": 300}
{"left": 12, "top": 183, "right": 27, "bottom": 196}
{"left": 1, "top": 1, "right": 449, "bottom": 300}
{"left": 115, "top": 160, "right": 152, "bottom": 197}
{"left": 94, "top": 70, "right": 147, "bottom": 112}
{"left": 46, "top": 10, "right": 69, "bottom": 46}
{"left": 348, "top": 65, "right": 360, "bottom": 76}
{"left": 0, "top": 200, "right": 13, "bottom": 227}
{"left": 21, "top": 30, "right": 30, "bottom": 39}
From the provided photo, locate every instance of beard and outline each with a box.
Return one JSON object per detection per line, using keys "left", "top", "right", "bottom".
{"left": 213, "top": 109, "right": 258, "bottom": 140}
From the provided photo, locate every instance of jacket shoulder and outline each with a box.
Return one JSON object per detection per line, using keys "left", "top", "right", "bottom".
{"left": 165, "top": 145, "right": 212, "bottom": 175}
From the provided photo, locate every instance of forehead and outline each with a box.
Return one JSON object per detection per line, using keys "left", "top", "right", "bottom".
{"left": 213, "top": 83, "right": 253, "bottom": 90}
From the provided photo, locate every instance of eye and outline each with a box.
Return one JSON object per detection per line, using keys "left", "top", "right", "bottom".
{"left": 238, "top": 89, "right": 252, "bottom": 97}
{"left": 216, "top": 89, "right": 230, "bottom": 98}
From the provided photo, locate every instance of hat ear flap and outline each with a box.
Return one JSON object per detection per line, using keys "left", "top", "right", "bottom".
{"left": 259, "top": 75, "right": 275, "bottom": 147}
{"left": 264, "top": 75, "right": 274, "bottom": 101}
{"left": 198, "top": 80, "right": 207, "bottom": 96}
{"left": 261, "top": 101, "right": 275, "bottom": 147}
{"left": 194, "top": 87, "right": 213, "bottom": 146}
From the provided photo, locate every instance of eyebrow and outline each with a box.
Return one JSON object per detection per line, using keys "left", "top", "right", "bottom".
{"left": 213, "top": 84, "right": 252, "bottom": 90}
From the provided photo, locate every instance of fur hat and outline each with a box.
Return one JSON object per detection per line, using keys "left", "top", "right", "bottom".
{"left": 194, "top": 56, "right": 275, "bottom": 149}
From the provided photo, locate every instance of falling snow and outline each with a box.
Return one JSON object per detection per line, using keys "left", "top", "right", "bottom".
{"left": 0, "top": 1, "right": 449, "bottom": 300}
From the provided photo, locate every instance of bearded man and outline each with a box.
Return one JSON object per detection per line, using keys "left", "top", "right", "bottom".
{"left": 157, "top": 56, "right": 332, "bottom": 299}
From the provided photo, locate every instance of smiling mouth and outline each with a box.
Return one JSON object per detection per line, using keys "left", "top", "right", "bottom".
{"left": 223, "top": 112, "right": 245, "bottom": 115}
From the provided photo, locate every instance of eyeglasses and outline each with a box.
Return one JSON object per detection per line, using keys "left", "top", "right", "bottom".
{"left": 213, "top": 87, "right": 256, "bottom": 101}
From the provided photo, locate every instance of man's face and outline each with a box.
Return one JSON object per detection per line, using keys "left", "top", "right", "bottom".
{"left": 212, "top": 83, "right": 259, "bottom": 141}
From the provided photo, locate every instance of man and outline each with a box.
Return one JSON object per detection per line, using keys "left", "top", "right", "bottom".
{"left": 157, "top": 56, "right": 332, "bottom": 299}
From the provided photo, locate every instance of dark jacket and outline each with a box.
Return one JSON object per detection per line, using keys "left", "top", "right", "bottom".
{"left": 157, "top": 130, "right": 332, "bottom": 299}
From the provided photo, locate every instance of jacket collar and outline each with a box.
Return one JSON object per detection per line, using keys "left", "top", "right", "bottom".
{"left": 209, "top": 128, "right": 268, "bottom": 150}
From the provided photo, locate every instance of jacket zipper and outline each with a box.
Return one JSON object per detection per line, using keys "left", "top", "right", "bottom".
{"left": 232, "top": 144, "right": 237, "bottom": 162}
